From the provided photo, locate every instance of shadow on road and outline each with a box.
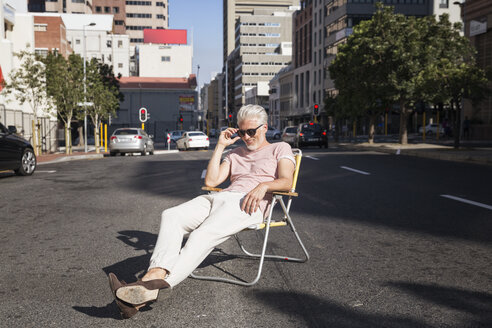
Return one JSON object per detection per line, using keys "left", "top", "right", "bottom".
{"left": 386, "top": 281, "right": 492, "bottom": 326}
{"left": 251, "top": 289, "right": 432, "bottom": 328}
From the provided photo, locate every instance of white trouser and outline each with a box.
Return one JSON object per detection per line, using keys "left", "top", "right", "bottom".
{"left": 148, "top": 191, "right": 263, "bottom": 287}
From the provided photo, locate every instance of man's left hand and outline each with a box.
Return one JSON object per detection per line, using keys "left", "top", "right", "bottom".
{"left": 241, "top": 183, "right": 268, "bottom": 215}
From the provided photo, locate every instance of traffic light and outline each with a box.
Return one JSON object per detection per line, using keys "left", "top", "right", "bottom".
{"left": 313, "top": 104, "right": 319, "bottom": 116}
{"left": 228, "top": 114, "right": 232, "bottom": 120}
{"left": 179, "top": 115, "right": 183, "bottom": 123}
{"left": 139, "top": 108, "right": 148, "bottom": 122}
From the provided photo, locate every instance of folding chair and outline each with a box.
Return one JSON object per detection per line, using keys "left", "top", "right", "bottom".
{"left": 190, "top": 148, "right": 309, "bottom": 286}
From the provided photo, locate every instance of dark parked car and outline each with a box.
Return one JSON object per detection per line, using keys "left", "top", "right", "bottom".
{"left": 294, "top": 122, "right": 328, "bottom": 148}
{"left": 0, "top": 122, "right": 37, "bottom": 176}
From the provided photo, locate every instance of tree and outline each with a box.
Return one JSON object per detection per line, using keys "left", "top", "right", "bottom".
{"left": 417, "top": 15, "right": 488, "bottom": 148}
{"left": 44, "top": 53, "right": 84, "bottom": 154}
{"left": 83, "top": 59, "right": 121, "bottom": 153}
{"left": 2, "top": 49, "right": 53, "bottom": 155}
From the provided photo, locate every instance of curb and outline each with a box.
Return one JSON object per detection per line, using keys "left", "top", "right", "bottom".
{"left": 337, "top": 143, "right": 492, "bottom": 166}
{"left": 38, "top": 154, "right": 104, "bottom": 165}
{"left": 38, "top": 149, "right": 180, "bottom": 165}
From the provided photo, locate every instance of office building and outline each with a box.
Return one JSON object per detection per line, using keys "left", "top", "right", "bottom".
{"left": 226, "top": 7, "right": 297, "bottom": 116}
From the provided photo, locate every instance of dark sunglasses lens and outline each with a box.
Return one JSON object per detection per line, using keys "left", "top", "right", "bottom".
{"left": 246, "top": 129, "right": 256, "bottom": 137}
{"left": 237, "top": 130, "right": 245, "bottom": 137}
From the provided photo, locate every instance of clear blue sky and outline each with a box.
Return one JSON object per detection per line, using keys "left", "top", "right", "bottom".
{"left": 169, "top": 0, "right": 223, "bottom": 88}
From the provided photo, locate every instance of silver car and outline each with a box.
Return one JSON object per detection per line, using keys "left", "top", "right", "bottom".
{"left": 109, "top": 128, "right": 154, "bottom": 156}
{"left": 281, "top": 126, "right": 297, "bottom": 145}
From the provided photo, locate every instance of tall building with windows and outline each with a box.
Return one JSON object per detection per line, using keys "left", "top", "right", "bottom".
{"left": 223, "top": 0, "right": 300, "bottom": 63}
{"left": 31, "top": 0, "right": 168, "bottom": 45}
{"left": 229, "top": 8, "right": 296, "bottom": 112}
{"left": 123, "top": 0, "right": 168, "bottom": 44}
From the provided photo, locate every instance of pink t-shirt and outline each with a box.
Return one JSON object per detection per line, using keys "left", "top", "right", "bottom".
{"left": 222, "top": 142, "right": 296, "bottom": 215}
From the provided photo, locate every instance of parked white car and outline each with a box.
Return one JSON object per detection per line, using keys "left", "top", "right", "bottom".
{"left": 418, "top": 124, "right": 444, "bottom": 135}
{"left": 176, "top": 131, "right": 210, "bottom": 151}
{"left": 281, "top": 126, "right": 297, "bottom": 145}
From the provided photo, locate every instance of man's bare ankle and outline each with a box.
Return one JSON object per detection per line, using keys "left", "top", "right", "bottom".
{"left": 142, "top": 268, "right": 167, "bottom": 281}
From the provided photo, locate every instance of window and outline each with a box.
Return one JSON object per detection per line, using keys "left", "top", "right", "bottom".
{"left": 126, "top": 26, "right": 152, "bottom": 30}
{"left": 115, "top": 20, "right": 124, "bottom": 26}
{"left": 126, "top": 1, "right": 152, "bottom": 5}
{"left": 104, "top": 6, "right": 110, "bottom": 13}
{"left": 107, "top": 40, "right": 112, "bottom": 48}
{"left": 118, "top": 40, "right": 123, "bottom": 48}
{"left": 130, "top": 38, "right": 144, "bottom": 43}
{"left": 157, "top": 14, "right": 165, "bottom": 19}
{"left": 113, "top": 7, "right": 119, "bottom": 13}
{"left": 439, "top": 0, "right": 448, "bottom": 8}
{"left": 71, "top": 0, "right": 84, "bottom": 3}
{"left": 75, "top": 39, "right": 80, "bottom": 45}
{"left": 126, "top": 13, "right": 152, "bottom": 18}
{"left": 95, "top": 6, "right": 101, "bottom": 12}
{"left": 118, "top": 63, "right": 123, "bottom": 68}
{"left": 156, "top": 1, "right": 165, "bottom": 6}
{"left": 161, "top": 56, "right": 170, "bottom": 62}
{"left": 34, "top": 24, "right": 47, "bottom": 32}
{"left": 35, "top": 49, "right": 49, "bottom": 57}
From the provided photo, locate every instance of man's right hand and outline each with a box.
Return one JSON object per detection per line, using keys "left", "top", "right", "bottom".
{"left": 218, "top": 128, "right": 240, "bottom": 148}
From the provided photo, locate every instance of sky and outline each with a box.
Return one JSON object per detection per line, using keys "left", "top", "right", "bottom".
{"left": 169, "top": 0, "right": 223, "bottom": 88}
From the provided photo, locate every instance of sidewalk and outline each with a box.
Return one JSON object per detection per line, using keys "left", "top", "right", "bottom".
{"left": 337, "top": 142, "right": 492, "bottom": 166}
{"left": 37, "top": 144, "right": 179, "bottom": 165}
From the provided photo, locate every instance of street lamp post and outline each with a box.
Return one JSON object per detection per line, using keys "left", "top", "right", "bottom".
{"left": 83, "top": 22, "right": 96, "bottom": 153}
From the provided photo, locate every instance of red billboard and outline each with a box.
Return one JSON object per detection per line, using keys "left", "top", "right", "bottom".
{"left": 143, "top": 29, "right": 187, "bottom": 45}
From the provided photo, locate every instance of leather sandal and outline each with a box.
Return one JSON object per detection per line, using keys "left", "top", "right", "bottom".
{"left": 116, "top": 279, "right": 170, "bottom": 305}
{"left": 108, "top": 273, "right": 139, "bottom": 319}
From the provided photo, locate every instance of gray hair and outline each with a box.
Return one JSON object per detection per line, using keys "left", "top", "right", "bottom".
{"left": 237, "top": 104, "right": 268, "bottom": 125}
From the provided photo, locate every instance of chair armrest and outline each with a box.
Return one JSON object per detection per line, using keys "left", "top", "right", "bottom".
{"left": 272, "top": 191, "right": 298, "bottom": 197}
{"left": 202, "top": 186, "right": 223, "bottom": 192}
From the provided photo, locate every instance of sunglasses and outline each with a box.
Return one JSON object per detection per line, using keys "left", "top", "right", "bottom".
{"left": 237, "top": 124, "right": 264, "bottom": 138}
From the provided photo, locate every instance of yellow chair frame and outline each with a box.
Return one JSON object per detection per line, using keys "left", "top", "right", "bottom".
{"left": 190, "top": 149, "right": 309, "bottom": 286}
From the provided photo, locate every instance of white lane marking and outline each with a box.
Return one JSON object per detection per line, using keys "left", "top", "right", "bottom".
{"left": 440, "top": 195, "right": 492, "bottom": 211}
{"left": 305, "top": 155, "right": 320, "bottom": 161}
{"left": 201, "top": 169, "right": 207, "bottom": 179}
{"left": 36, "top": 170, "right": 56, "bottom": 173}
{"left": 340, "top": 166, "right": 371, "bottom": 175}
{"left": 396, "top": 149, "right": 401, "bottom": 155}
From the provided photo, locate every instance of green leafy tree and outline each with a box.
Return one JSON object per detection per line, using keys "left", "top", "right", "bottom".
{"left": 44, "top": 53, "right": 84, "bottom": 154}
{"left": 2, "top": 49, "right": 53, "bottom": 155}
{"left": 83, "top": 59, "right": 121, "bottom": 153}
{"left": 418, "top": 15, "right": 488, "bottom": 148}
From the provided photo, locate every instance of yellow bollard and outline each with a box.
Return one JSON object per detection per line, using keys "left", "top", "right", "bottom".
{"left": 100, "top": 123, "right": 103, "bottom": 147}
{"left": 142, "top": 123, "right": 145, "bottom": 130}
{"left": 104, "top": 124, "right": 108, "bottom": 153}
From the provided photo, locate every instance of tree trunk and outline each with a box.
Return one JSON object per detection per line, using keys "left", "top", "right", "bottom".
{"left": 399, "top": 102, "right": 408, "bottom": 145}
{"left": 77, "top": 125, "right": 83, "bottom": 147}
{"left": 368, "top": 114, "right": 376, "bottom": 144}
{"left": 94, "top": 126, "right": 99, "bottom": 154}
{"left": 454, "top": 98, "right": 461, "bottom": 149}
{"left": 65, "top": 123, "right": 70, "bottom": 155}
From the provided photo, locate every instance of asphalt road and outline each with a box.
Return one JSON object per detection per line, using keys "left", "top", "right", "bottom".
{"left": 0, "top": 145, "right": 491, "bottom": 327}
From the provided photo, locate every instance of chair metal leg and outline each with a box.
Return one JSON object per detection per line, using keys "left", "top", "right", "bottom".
{"left": 189, "top": 198, "right": 277, "bottom": 286}
{"left": 190, "top": 196, "right": 309, "bottom": 286}
{"left": 237, "top": 197, "right": 309, "bottom": 263}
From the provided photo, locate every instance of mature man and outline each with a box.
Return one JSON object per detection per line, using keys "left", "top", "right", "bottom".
{"left": 108, "top": 104, "right": 296, "bottom": 319}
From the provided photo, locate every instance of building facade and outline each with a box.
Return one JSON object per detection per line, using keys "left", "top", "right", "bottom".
{"left": 33, "top": 15, "right": 71, "bottom": 57}
{"left": 124, "top": 0, "right": 168, "bottom": 45}
{"left": 226, "top": 7, "right": 297, "bottom": 119}
{"left": 114, "top": 75, "right": 197, "bottom": 140}
{"left": 0, "top": 0, "right": 58, "bottom": 152}
{"left": 138, "top": 43, "right": 192, "bottom": 78}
